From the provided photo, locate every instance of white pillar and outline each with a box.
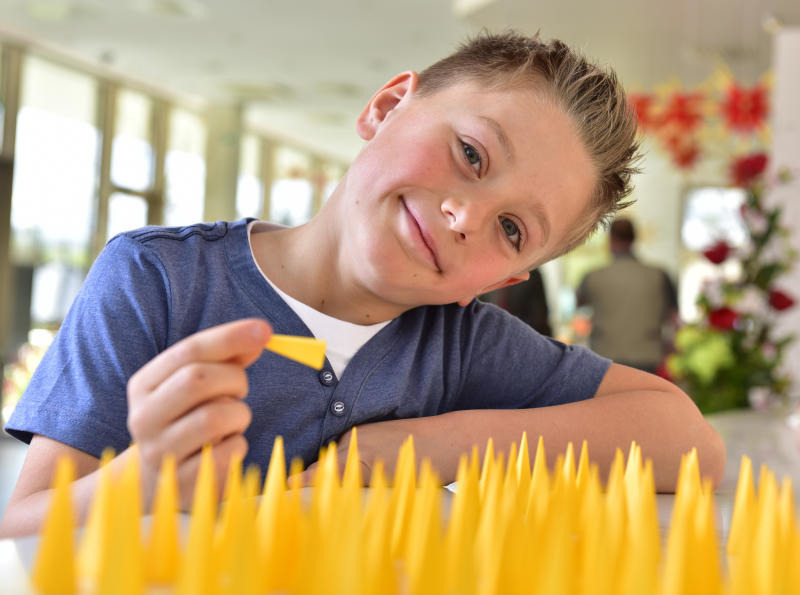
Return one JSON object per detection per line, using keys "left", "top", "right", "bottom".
{"left": 770, "top": 28, "right": 800, "bottom": 394}
{"left": 203, "top": 103, "right": 242, "bottom": 222}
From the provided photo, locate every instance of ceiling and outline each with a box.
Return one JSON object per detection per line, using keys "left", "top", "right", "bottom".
{"left": 0, "top": 0, "right": 797, "bottom": 162}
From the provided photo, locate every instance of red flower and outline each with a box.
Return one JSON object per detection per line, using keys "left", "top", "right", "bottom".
{"left": 721, "top": 84, "right": 768, "bottom": 133}
{"left": 731, "top": 153, "right": 768, "bottom": 187}
{"left": 660, "top": 92, "right": 704, "bottom": 133}
{"left": 655, "top": 360, "right": 673, "bottom": 382}
{"left": 709, "top": 307, "right": 738, "bottom": 330}
{"left": 702, "top": 241, "right": 731, "bottom": 264}
{"left": 662, "top": 132, "right": 701, "bottom": 170}
{"left": 769, "top": 289, "right": 795, "bottom": 311}
{"left": 628, "top": 93, "right": 660, "bottom": 131}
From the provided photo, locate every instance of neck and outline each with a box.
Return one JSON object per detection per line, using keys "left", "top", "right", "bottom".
{"left": 251, "top": 210, "right": 406, "bottom": 325}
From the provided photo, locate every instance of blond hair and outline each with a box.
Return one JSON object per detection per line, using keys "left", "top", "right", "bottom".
{"left": 418, "top": 31, "right": 640, "bottom": 258}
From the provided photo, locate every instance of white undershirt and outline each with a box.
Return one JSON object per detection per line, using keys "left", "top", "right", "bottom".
{"left": 248, "top": 220, "right": 390, "bottom": 378}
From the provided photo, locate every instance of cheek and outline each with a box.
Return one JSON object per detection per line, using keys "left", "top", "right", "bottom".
{"left": 384, "top": 134, "right": 451, "bottom": 188}
{"left": 456, "top": 252, "right": 509, "bottom": 291}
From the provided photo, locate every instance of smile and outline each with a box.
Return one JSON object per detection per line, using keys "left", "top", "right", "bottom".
{"left": 401, "top": 196, "right": 441, "bottom": 272}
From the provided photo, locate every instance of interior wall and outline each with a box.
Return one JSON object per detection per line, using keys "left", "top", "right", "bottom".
{"left": 771, "top": 27, "right": 800, "bottom": 393}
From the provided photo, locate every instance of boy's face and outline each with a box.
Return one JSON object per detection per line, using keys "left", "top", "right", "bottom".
{"left": 338, "top": 73, "right": 596, "bottom": 310}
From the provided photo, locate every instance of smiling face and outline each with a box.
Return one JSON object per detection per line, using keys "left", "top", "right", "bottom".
{"left": 333, "top": 72, "right": 596, "bottom": 311}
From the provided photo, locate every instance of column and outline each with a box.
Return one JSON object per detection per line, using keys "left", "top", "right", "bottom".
{"left": 203, "top": 103, "right": 242, "bottom": 222}
{"left": 770, "top": 28, "right": 800, "bottom": 393}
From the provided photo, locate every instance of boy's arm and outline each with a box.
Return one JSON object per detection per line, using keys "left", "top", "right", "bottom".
{"left": 0, "top": 319, "right": 272, "bottom": 539}
{"left": 320, "top": 363, "right": 726, "bottom": 492}
{"left": 0, "top": 437, "right": 124, "bottom": 538}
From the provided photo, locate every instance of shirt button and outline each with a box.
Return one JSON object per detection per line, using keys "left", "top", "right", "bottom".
{"left": 319, "top": 369, "right": 336, "bottom": 386}
{"left": 331, "top": 401, "right": 346, "bottom": 416}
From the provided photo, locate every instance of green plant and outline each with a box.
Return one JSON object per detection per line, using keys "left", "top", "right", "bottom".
{"left": 667, "top": 154, "right": 796, "bottom": 413}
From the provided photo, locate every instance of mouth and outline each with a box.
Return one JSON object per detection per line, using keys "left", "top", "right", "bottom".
{"left": 400, "top": 196, "right": 442, "bottom": 272}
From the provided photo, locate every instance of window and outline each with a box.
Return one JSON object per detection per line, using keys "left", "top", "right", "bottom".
{"left": 111, "top": 88, "right": 154, "bottom": 193}
{"left": 0, "top": 45, "right": 5, "bottom": 153}
{"left": 10, "top": 55, "right": 98, "bottom": 312}
{"left": 3, "top": 55, "right": 99, "bottom": 422}
{"left": 681, "top": 187, "right": 748, "bottom": 251}
{"left": 164, "top": 107, "right": 206, "bottom": 226}
{"left": 679, "top": 186, "right": 747, "bottom": 322}
{"left": 270, "top": 146, "right": 312, "bottom": 227}
{"left": 236, "top": 133, "right": 263, "bottom": 219}
{"left": 322, "top": 161, "right": 345, "bottom": 203}
{"left": 107, "top": 192, "right": 148, "bottom": 240}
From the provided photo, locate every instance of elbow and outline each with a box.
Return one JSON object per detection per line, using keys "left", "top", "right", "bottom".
{"left": 699, "top": 420, "right": 727, "bottom": 489}
{"left": 668, "top": 386, "right": 727, "bottom": 490}
{"left": 676, "top": 389, "right": 726, "bottom": 488}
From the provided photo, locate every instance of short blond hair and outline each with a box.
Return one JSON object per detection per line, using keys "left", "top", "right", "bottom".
{"left": 418, "top": 31, "right": 640, "bottom": 258}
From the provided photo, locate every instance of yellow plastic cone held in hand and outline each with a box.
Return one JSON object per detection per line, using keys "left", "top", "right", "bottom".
{"left": 31, "top": 456, "right": 77, "bottom": 595}
{"left": 265, "top": 334, "right": 326, "bottom": 369}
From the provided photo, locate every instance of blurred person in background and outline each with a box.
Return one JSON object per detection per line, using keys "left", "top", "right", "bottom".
{"left": 481, "top": 269, "right": 552, "bottom": 336}
{"left": 577, "top": 218, "right": 678, "bottom": 373}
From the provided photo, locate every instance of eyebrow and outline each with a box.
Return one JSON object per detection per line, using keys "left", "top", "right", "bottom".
{"left": 479, "top": 116, "right": 514, "bottom": 162}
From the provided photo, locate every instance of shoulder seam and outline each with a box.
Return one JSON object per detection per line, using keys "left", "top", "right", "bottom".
{"left": 114, "top": 234, "right": 174, "bottom": 344}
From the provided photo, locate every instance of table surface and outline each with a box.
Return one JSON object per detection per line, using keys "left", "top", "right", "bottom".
{"left": 0, "top": 407, "right": 797, "bottom": 593}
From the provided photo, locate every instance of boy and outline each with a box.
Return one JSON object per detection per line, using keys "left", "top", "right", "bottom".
{"left": 1, "top": 32, "right": 725, "bottom": 537}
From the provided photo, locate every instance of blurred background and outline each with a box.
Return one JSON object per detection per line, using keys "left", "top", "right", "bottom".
{"left": 0, "top": 0, "right": 799, "bottom": 509}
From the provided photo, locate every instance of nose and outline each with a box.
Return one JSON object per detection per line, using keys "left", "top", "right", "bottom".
{"left": 441, "top": 195, "right": 490, "bottom": 241}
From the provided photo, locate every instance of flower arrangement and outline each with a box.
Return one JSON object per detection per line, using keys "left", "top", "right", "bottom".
{"left": 629, "top": 75, "right": 770, "bottom": 171}
{"left": 666, "top": 154, "right": 797, "bottom": 412}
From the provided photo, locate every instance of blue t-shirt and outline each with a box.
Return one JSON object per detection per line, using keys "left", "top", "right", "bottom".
{"left": 6, "top": 219, "right": 610, "bottom": 474}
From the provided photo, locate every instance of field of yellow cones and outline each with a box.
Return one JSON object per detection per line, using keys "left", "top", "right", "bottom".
{"left": 28, "top": 430, "right": 800, "bottom": 594}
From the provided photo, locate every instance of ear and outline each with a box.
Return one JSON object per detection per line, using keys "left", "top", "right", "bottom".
{"left": 456, "top": 272, "right": 531, "bottom": 307}
{"left": 356, "top": 71, "right": 418, "bottom": 140}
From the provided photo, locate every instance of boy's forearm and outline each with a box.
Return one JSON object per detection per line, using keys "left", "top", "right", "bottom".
{"left": 0, "top": 446, "right": 137, "bottom": 539}
{"left": 363, "top": 380, "right": 724, "bottom": 492}
{"left": 0, "top": 472, "right": 99, "bottom": 539}
{"left": 432, "top": 390, "right": 725, "bottom": 491}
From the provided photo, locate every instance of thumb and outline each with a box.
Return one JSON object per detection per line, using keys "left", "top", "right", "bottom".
{"left": 225, "top": 318, "right": 273, "bottom": 368}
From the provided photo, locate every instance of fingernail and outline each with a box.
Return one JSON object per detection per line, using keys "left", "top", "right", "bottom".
{"left": 250, "top": 320, "right": 269, "bottom": 342}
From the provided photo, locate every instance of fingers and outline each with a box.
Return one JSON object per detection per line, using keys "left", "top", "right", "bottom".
{"left": 129, "top": 362, "right": 250, "bottom": 436}
{"left": 125, "top": 318, "right": 270, "bottom": 508}
{"left": 129, "top": 318, "right": 272, "bottom": 395}
{"left": 137, "top": 398, "right": 252, "bottom": 469}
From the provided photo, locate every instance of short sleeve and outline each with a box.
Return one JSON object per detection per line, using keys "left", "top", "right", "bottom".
{"left": 454, "top": 301, "right": 610, "bottom": 410}
{"left": 4, "top": 235, "right": 171, "bottom": 457}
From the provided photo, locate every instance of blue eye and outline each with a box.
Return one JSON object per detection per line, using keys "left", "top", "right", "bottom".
{"left": 500, "top": 216, "right": 522, "bottom": 251}
{"left": 462, "top": 142, "right": 482, "bottom": 173}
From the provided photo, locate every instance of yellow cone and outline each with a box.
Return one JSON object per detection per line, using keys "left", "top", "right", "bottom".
{"left": 31, "top": 457, "right": 77, "bottom": 595}
{"left": 265, "top": 334, "right": 326, "bottom": 369}
{"left": 145, "top": 454, "right": 181, "bottom": 584}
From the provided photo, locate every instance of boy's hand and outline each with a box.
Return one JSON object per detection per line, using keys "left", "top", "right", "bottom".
{"left": 126, "top": 318, "right": 272, "bottom": 509}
